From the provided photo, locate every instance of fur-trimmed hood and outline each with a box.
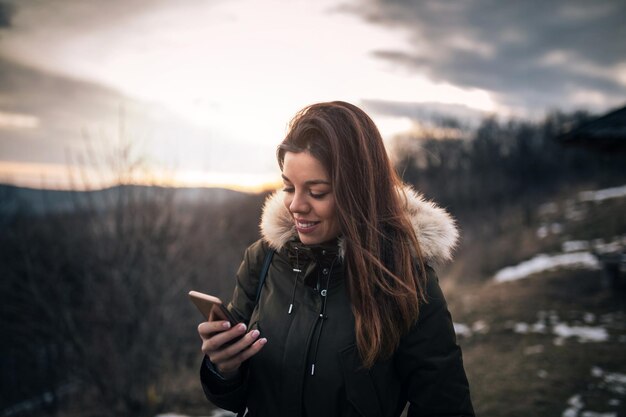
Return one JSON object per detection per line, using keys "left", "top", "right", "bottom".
{"left": 259, "top": 185, "right": 459, "bottom": 264}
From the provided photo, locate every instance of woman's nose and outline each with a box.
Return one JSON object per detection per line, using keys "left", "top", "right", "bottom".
{"left": 289, "top": 192, "right": 309, "bottom": 214}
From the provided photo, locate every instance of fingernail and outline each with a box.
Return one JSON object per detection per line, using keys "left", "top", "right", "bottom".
{"left": 259, "top": 338, "right": 267, "bottom": 345}
{"left": 251, "top": 330, "right": 260, "bottom": 338}
{"left": 238, "top": 323, "right": 247, "bottom": 331}
{"left": 222, "top": 321, "right": 231, "bottom": 329}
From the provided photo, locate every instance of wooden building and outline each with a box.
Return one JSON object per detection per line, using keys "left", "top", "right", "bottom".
{"left": 558, "top": 104, "right": 626, "bottom": 152}
{"left": 558, "top": 104, "right": 626, "bottom": 290}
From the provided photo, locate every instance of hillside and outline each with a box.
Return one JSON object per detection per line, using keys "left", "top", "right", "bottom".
{"left": 0, "top": 184, "right": 248, "bottom": 215}
{"left": 446, "top": 183, "right": 626, "bottom": 417}
{"left": 1, "top": 180, "right": 624, "bottom": 417}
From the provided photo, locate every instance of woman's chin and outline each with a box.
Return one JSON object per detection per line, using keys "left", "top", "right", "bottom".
{"left": 298, "top": 233, "right": 340, "bottom": 246}
{"left": 298, "top": 233, "right": 321, "bottom": 245}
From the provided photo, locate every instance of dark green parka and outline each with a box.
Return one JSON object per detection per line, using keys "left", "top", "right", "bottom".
{"left": 201, "top": 186, "right": 474, "bottom": 417}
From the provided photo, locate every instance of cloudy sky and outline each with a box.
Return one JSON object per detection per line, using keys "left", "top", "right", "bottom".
{"left": 0, "top": 0, "right": 624, "bottom": 190}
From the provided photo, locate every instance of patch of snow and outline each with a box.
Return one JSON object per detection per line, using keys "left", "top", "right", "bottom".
{"left": 537, "top": 225, "right": 549, "bottom": 239}
{"left": 537, "top": 223, "right": 564, "bottom": 238}
{"left": 515, "top": 321, "right": 547, "bottom": 335}
{"left": 591, "top": 367, "right": 626, "bottom": 395}
{"left": 553, "top": 324, "right": 609, "bottom": 343}
{"left": 579, "top": 184, "right": 626, "bottom": 202}
{"left": 561, "top": 368, "right": 625, "bottom": 417}
{"left": 494, "top": 252, "right": 601, "bottom": 283}
{"left": 562, "top": 408, "right": 578, "bottom": 417}
{"left": 538, "top": 310, "right": 560, "bottom": 325}
{"left": 560, "top": 237, "right": 625, "bottom": 256}
{"left": 210, "top": 411, "right": 237, "bottom": 417}
{"left": 584, "top": 313, "right": 596, "bottom": 324}
{"left": 454, "top": 323, "right": 472, "bottom": 337}
{"left": 563, "top": 394, "right": 584, "bottom": 417}
{"left": 514, "top": 312, "right": 610, "bottom": 344}
{"left": 471, "top": 320, "right": 489, "bottom": 333}
{"left": 514, "top": 323, "right": 529, "bottom": 334}
{"left": 563, "top": 241, "right": 591, "bottom": 253}
{"left": 604, "top": 373, "right": 626, "bottom": 395}
{"left": 592, "top": 236, "right": 625, "bottom": 255}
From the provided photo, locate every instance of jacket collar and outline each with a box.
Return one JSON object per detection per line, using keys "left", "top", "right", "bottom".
{"left": 259, "top": 185, "right": 459, "bottom": 265}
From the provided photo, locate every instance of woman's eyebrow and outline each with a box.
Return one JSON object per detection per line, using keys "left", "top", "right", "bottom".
{"left": 281, "top": 174, "right": 329, "bottom": 186}
{"left": 305, "top": 179, "right": 330, "bottom": 186}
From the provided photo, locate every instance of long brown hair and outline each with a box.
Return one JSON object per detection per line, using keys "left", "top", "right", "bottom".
{"left": 277, "top": 101, "right": 427, "bottom": 367}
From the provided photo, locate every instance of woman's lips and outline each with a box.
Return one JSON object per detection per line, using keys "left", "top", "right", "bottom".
{"left": 295, "top": 219, "right": 320, "bottom": 234}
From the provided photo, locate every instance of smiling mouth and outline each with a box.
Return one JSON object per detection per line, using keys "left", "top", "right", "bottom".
{"left": 296, "top": 220, "right": 319, "bottom": 228}
{"left": 295, "top": 220, "right": 320, "bottom": 233}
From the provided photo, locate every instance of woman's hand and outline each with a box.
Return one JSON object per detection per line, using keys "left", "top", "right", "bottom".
{"left": 198, "top": 320, "right": 267, "bottom": 379}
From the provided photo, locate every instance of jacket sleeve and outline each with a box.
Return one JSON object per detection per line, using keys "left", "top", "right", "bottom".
{"left": 200, "top": 239, "right": 268, "bottom": 413}
{"left": 394, "top": 265, "right": 475, "bottom": 417}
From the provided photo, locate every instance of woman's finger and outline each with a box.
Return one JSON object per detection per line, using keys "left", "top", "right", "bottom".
{"left": 217, "top": 338, "right": 268, "bottom": 373}
{"left": 210, "top": 329, "right": 261, "bottom": 363}
{"left": 197, "top": 320, "right": 232, "bottom": 339}
{"left": 236, "top": 337, "right": 268, "bottom": 362}
{"left": 202, "top": 323, "right": 248, "bottom": 354}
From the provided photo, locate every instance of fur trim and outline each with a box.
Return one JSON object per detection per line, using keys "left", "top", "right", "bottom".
{"left": 396, "top": 186, "right": 459, "bottom": 264}
{"left": 259, "top": 190, "right": 296, "bottom": 251}
{"left": 259, "top": 185, "right": 459, "bottom": 264}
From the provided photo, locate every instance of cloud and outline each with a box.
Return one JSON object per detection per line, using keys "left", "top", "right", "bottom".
{"left": 0, "top": 56, "right": 270, "bottom": 179}
{"left": 0, "top": 56, "right": 140, "bottom": 164}
{"left": 361, "top": 99, "right": 487, "bottom": 126}
{"left": 1, "top": 0, "right": 162, "bottom": 33}
{"left": 347, "top": 0, "right": 626, "bottom": 115}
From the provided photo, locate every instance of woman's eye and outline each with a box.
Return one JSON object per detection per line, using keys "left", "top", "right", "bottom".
{"left": 309, "top": 192, "right": 328, "bottom": 199}
{"left": 282, "top": 187, "right": 294, "bottom": 193}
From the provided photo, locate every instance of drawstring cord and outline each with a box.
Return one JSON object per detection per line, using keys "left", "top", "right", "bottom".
{"left": 310, "top": 255, "right": 337, "bottom": 376}
{"left": 288, "top": 246, "right": 301, "bottom": 315}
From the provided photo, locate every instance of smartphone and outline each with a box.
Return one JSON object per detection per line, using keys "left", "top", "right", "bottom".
{"left": 188, "top": 290, "right": 240, "bottom": 325}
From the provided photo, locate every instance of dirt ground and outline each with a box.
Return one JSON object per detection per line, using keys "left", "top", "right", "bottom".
{"left": 448, "top": 268, "right": 626, "bottom": 417}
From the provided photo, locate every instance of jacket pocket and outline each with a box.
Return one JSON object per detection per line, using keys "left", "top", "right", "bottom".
{"left": 339, "top": 344, "right": 384, "bottom": 417}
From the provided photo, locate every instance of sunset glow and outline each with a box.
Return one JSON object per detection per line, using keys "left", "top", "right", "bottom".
{"left": 0, "top": 161, "right": 281, "bottom": 193}
{"left": 1, "top": 0, "right": 623, "bottom": 191}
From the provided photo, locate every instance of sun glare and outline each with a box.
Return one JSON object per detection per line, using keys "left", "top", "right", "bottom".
{"left": 0, "top": 161, "right": 281, "bottom": 193}
{"left": 1, "top": 0, "right": 510, "bottom": 192}
{"left": 0, "top": 111, "right": 40, "bottom": 129}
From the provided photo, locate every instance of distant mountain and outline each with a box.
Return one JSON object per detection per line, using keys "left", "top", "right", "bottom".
{"left": 0, "top": 184, "right": 250, "bottom": 215}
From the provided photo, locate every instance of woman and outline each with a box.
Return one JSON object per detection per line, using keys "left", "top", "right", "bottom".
{"left": 197, "top": 101, "right": 474, "bottom": 417}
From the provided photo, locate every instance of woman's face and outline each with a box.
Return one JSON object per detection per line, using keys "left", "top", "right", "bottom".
{"left": 282, "top": 151, "right": 340, "bottom": 245}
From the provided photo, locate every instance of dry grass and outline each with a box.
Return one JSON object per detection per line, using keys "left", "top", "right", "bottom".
{"left": 441, "top": 186, "right": 626, "bottom": 416}
{"left": 447, "top": 262, "right": 625, "bottom": 417}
